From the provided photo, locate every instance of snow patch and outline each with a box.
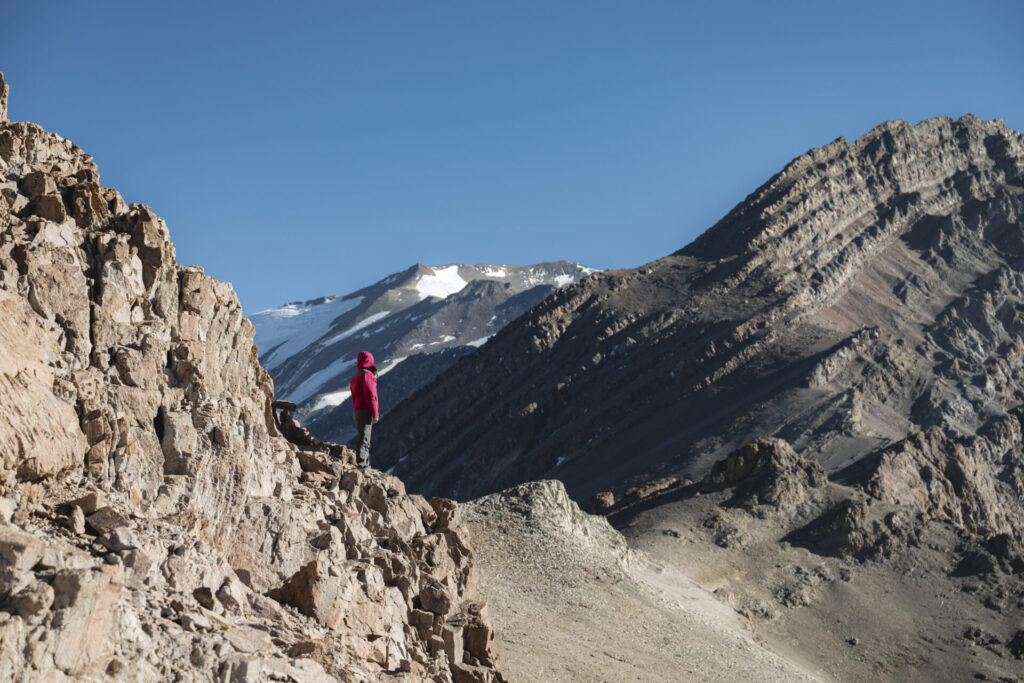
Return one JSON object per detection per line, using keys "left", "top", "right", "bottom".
{"left": 379, "top": 356, "right": 407, "bottom": 377}
{"left": 480, "top": 266, "right": 507, "bottom": 278}
{"left": 285, "top": 355, "right": 354, "bottom": 405}
{"left": 307, "top": 356, "right": 407, "bottom": 411}
{"left": 553, "top": 274, "right": 575, "bottom": 288}
{"left": 321, "top": 311, "right": 392, "bottom": 346}
{"left": 251, "top": 296, "right": 363, "bottom": 370}
{"left": 467, "top": 336, "right": 492, "bottom": 348}
{"left": 416, "top": 266, "right": 467, "bottom": 300}
{"left": 312, "top": 389, "right": 350, "bottom": 411}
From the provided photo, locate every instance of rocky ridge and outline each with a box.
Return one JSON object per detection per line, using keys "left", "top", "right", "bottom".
{"left": 0, "top": 73, "right": 502, "bottom": 681}
{"left": 376, "top": 114, "right": 1024, "bottom": 547}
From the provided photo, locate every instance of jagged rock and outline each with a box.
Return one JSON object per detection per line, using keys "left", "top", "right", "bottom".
{"left": 85, "top": 507, "right": 130, "bottom": 536}
{"left": 96, "top": 526, "right": 137, "bottom": 552}
{"left": 8, "top": 580, "right": 54, "bottom": 621}
{"left": 180, "top": 611, "right": 212, "bottom": 632}
{"left": 868, "top": 421, "right": 1024, "bottom": 536}
{"left": 704, "top": 438, "right": 826, "bottom": 509}
{"left": 48, "top": 565, "right": 124, "bottom": 676}
{"left": 224, "top": 624, "right": 272, "bottom": 654}
{"left": 0, "top": 526, "right": 43, "bottom": 570}
{"left": 420, "top": 579, "right": 454, "bottom": 616}
{"left": 216, "top": 574, "right": 250, "bottom": 616}
{"left": 0, "top": 498, "right": 14, "bottom": 524}
{"left": 584, "top": 491, "right": 615, "bottom": 514}
{"left": 0, "top": 72, "right": 8, "bottom": 123}
{"left": 68, "top": 490, "right": 104, "bottom": 514}
{"left": 787, "top": 497, "right": 925, "bottom": 561}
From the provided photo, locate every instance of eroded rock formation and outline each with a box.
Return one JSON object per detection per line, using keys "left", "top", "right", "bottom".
{"left": 0, "top": 72, "right": 502, "bottom": 681}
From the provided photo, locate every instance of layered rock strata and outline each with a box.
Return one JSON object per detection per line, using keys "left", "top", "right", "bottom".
{"left": 378, "top": 114, "right": 1024, "bottom": 544}
{"left": 0, "top": 72, "right": 502, "bottom": 681}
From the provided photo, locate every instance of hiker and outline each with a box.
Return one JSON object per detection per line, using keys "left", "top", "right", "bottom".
{"left": 350, "top": 350, "right": 379, "bottom": 469}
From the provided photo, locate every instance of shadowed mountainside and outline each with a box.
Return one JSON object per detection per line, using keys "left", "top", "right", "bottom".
{"left": 378, "top": 115, "right": 1024, "bottom": 546}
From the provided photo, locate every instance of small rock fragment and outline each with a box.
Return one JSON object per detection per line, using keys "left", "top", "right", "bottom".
{"left": 68, "top": 505, "right": 85, "bottom": 535}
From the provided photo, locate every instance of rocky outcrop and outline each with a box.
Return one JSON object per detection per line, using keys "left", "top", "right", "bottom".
{"left": 704, "top": 438, "right": 827, "bottom": 510}
{"left": 465, "top": 480, "right": 628, "bottom": 566}
{"left": 376, "top": 114, "right": 1024, "bottom": 541}
{"left": 867, "top": 411, "right": 1024, "bottom": 536}
{"left": 0, "top": 74, "right": 502, "bottom": 681}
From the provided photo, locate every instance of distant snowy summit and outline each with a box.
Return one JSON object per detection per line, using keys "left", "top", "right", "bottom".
{"left": 250, "top": 261, "right": 595, "bottom": 442}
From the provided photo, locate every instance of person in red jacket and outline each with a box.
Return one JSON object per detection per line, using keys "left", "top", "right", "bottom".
{"left": 350, "top": 350, "right": 379, "bottom": 469}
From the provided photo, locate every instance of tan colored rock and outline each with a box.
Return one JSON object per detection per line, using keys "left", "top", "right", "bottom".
{"left": 85, "top": 507, "right": 130, "bottom": 536}
{"left": 0, "top": 291, "right": 85, "bottom": 484}
{"left": 419, "top": 579, "right": 454, "bottom": 616}
{"left": 27, "top": 194, "right": 67, "bottom": 222}
{"left": 224, "top": 624, "right": 273, "bottom": 654}
{"left": 97, "top": 526, "right": 137, "bottom": 552}
{"left": 8, "top": 580, "right": 54, "bottom": 622}
{"left": 0, "top": 498, "right": 14, "bottom": 524}
{"left": 67, "top": 505, "right": 85, "bottom": 535}
{"left": 67, "top": 491, "right": 104, "bottom": 515}
{"left": 0, "top": 526, "right": 44, "bottom": 570}
{"left": 50, "top": 565, "right": 124, "bottom": 677}
{"left": 704, "top": 438, "right": 826, "bottom": 509}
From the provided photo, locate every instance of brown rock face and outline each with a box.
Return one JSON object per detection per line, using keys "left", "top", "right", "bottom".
{"left": 0, "top": 76, "right": 502, "bottom": 680}
{"left": 705, "top": 438, "right": 826, "bottom": 509}
{"left": 377, "top": 115, "right": 1024, "bottom": 539}
{"left": 868, "top": 413, "right": 1024, "bottom": 536}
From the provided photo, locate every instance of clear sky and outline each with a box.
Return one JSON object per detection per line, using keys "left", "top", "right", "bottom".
{"left": 3, "top": 1, "right": 1022, "bottom": 314}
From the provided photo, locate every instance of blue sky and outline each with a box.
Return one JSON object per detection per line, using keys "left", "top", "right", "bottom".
{"left": 3, "top": 1, "right": 1022, "bottom": 313}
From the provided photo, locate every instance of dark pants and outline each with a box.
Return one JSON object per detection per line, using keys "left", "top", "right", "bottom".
{"left": 354, "top": 409, "right": 372, "bottom": 468}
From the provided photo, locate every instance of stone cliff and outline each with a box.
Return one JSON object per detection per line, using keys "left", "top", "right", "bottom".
{"left": 0, "top": 72, "right": 503, "bottom": 682}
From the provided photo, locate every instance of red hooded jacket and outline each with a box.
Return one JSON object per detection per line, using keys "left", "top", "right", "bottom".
{"left": 350, "top": 351, "right": 379, "bottom": 418}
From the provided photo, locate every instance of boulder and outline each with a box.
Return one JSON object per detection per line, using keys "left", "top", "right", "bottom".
{"left": 49, "top": 565, "right": 124, "bottom": 676}
{"left": 705, "top": 438, "right": 826, "bottom": 509}
{"left": 85, "top": 507, "right": 130, "bottom": 536}
{"left": 8, "top": 580, "right": 54, "bottom": 622}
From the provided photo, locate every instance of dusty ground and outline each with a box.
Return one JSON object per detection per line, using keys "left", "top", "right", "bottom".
{"left": 463, "top": 475, "right": 1024, "bottom": 682}
{"left": 618, "top": 482, "right": 1024, "bottom": 683}
{"left": 462, "top": 481, "right": 823, "bottom": 682}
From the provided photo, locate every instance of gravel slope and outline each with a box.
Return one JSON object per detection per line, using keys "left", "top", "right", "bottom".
{"left": 463, "top": 480, "right": 823, "bottom": 682}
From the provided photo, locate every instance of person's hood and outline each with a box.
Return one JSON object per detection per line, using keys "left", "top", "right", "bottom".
{"left": 357, "top": 351, "right": 376, "bottom": 372}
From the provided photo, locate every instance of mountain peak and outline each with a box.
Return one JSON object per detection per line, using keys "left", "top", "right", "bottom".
{"left": 377, "top": 115, "right": 1024, "bottom": 516}
{"left": 250, "top": 260, "right": 595, "bottom": 442}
